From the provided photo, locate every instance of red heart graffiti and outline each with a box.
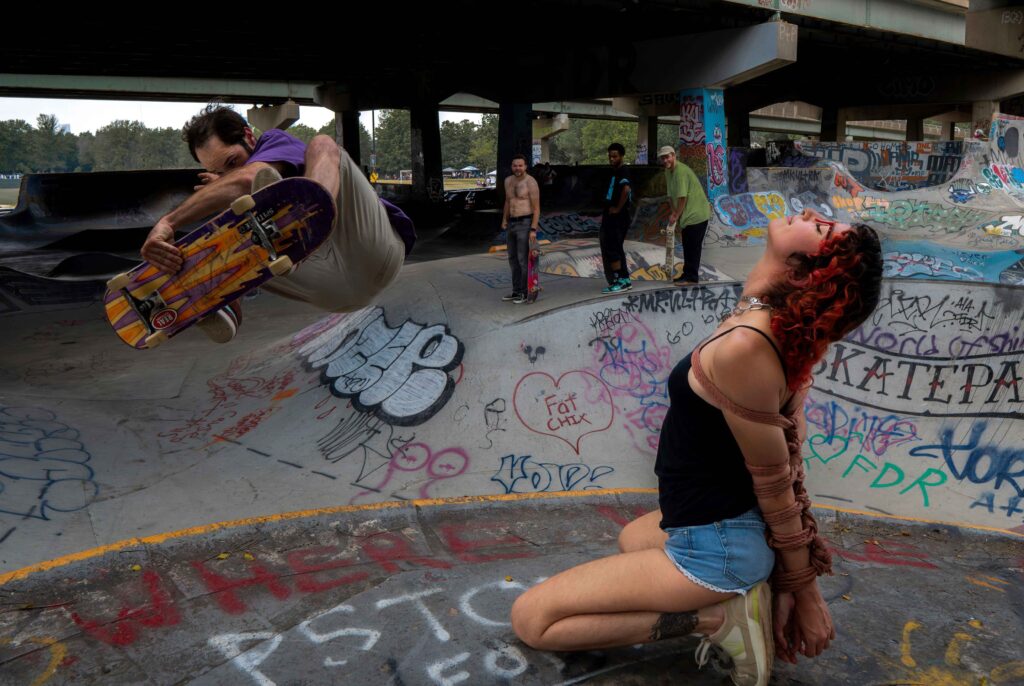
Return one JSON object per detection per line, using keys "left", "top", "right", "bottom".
{"left": 513, "top": 371, "right": 614, "bottom": 454}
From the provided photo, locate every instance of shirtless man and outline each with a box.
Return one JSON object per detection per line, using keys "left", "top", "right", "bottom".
{"left": 500, "top": 155, "right": 540, "bottom": 304}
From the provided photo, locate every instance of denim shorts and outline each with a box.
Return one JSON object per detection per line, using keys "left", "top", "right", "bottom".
{"left": 663, "top": 508, "right": 775, "bottom": 595}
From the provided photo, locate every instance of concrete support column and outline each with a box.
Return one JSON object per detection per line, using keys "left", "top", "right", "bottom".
{"left": 532, "top": 114, "right": 569, "bottom": 164}
{"left": 973, "top": 100, "right": 999, "bottom": 137}
{"left": 410, "top": 104, "right": 444, "bottom": 203}
{"left": 726, "top": 112, "right": 750, "bottom": 147}
{"left": 905, "top": 117, "right": 924, "bottom": 141}
{"left": 498, "top": 103, "right": 533, "bottom": 201}
{"left": 637, "top": 115, "right": 658, "bottom": 164}
{"left": 820, "top": 106, "right": 853, "bottom": 142}
{"left": 247, "top": 100, "right": 300, "bottom": 132}
{"left": 340, "top": 110, "right": 361, "bottom": 165}
{"left": 678, "top": 88, "right": 727, "bottom": 200}
{"left": 948, "top": 121, "right": 957, "bottom": 140}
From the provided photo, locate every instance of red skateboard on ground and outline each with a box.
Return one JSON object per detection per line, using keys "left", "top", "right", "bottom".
{"left": 525, "top": 233, "right": 541, "bottom": 303}
{"left": 104, "top": 177, "right": 335, "bottom": 349}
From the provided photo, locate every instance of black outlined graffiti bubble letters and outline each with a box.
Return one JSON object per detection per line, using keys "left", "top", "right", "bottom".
{"left": 300, "top": 307, "right": 465, "bottom": 427}
{"left": 0, "top": 406, "right": 98, "bottom": 521}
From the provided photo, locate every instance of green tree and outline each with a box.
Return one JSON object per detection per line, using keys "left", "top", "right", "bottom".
{"left": 284, "top": 123, "right": 319, "bottom": 144}
{"left": 83, "top": 120, "right": 146, "bottom": 170}
{"left": 440, "top": 119, "right": 477, "bottom": 170}
{"left": 657, "top": 123, "right": 679, "bottom": 153}
{"left": 75, "top": 131, "right": 95, "bottom": 172}
{"left": 548, "top": 118, "right": 584, "bottom": 164}
{"left": 373, "top": 109, "right": 411, "bottom": 176}
{"left": 31, "top": 114, "right": 78, "bottom": 172}
{"left": 143, "top": 127, "right": 196, "bottom": 168}
{"left": 468, "top": 113, "right": 498, "bottom": 173}
{"left": 0, "top": 119, "right": 34, "bottom": 172}
{"left": 316, "top": 117, "right": 373, "bottom": 164}
{"left": 580, "top": 119, "right": 638, "bottom": 164}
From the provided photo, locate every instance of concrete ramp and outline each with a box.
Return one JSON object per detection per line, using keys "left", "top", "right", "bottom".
{"left": 1, "top": 244, "right": 1022, "bottom": 683}
{"left": 1, "top": 255, "right": 1021, "bottom": 573}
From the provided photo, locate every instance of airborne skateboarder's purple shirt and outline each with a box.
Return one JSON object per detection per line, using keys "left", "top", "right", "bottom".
{"left": 248, "top": 129, "right": 416, "bottom": 255}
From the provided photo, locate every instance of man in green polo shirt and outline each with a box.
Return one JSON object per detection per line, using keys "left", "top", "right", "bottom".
{"left": 658, "top": 145, "right": 711, "bottom": 284}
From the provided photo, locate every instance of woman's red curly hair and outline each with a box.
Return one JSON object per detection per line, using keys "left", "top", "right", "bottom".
{"left": 767, "top": 223, "right": 883, "bottom": 391}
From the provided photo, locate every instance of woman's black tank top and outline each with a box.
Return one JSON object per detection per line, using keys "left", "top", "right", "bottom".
{"left": 654, "top": 325, "right": 787, "bottom": 528}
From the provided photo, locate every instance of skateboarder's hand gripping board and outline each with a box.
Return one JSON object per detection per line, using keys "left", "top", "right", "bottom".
{"left": 105, "top": 178, "right": 335, "bottom": 349}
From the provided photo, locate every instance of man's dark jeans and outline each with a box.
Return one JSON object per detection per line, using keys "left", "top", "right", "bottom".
{"left": 681, "top": 219, "right": 709, "bottom": 282}
{"left": 507, "top": 216, "right": 532, "bottom": 295}
{"left": 600, "top": 210, "right": 631, "bottom": 284}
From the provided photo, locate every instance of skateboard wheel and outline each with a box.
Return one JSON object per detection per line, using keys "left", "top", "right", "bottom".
{"left": 231, "top": 194, "right": 256, "bottom": 215}
{"left": 144, "top": 331, "right": 168, "bottom": 349}
{"left": 269, "top": 255, "right": 293, "bottom": 276}
{"left": 107, "top": 272, "right": 132, "bottom": 292}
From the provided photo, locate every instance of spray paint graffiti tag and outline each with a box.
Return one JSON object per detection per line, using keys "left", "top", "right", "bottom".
{"left": 0, "top": 406, "right": 98, "bottom": 521}
{"left": 513, "top": 371, "right": 614, "bottom": 454}
{"left": 300, "top": 307, "right": 464, "bottom": 426}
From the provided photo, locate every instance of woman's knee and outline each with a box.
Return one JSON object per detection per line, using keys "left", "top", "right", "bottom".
{"left": 510, "top": 588, "right": 554, "bottom": 650}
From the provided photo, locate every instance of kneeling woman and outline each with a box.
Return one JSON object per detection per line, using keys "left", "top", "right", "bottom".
{"left": 510, "top": 210, "right": 883, "bottom": 686}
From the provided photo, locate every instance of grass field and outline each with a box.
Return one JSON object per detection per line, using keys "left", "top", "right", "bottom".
{"left": 377, "top": 178, "right": 492, "bottom": 191}
{"left": 0, "top": 188, "right": 19, "bottom": 206}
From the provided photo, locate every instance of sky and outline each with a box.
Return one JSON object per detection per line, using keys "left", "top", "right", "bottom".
{"left": 0, "top": 98, "right": 482, "bottom": 134}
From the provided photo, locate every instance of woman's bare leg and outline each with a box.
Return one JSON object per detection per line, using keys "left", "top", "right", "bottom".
{"left": 511, "top": 548, "right": 729, "bottom": 651}
{"left": 618, "top": 509, "right": 668, "bottom": 553}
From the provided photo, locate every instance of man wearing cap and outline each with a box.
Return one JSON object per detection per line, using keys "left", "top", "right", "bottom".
{"left": 658, "top": 145, "right": 710, "bottom": 285}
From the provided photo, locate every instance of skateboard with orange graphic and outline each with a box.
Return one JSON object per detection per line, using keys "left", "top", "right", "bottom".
{"left": 525, "top": 232, "right": 541, "bottom": 303}
{"left": 104, "top": 177, "right": 335, "bottom": 349}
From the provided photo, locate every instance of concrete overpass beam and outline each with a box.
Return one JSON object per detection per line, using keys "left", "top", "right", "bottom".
{"left": 532, "top": 115, "right": 569, "bottom": 164}
{"left": 966, "top": 6, "right": 1024, "bottom": 59}
{"left": 410, "top": 104, "right": 444, "bottom": 203}
{"left": 628, "top": 21, "right": 798, "bottom": 94}
{"left": 247, "top": 101, "right": 300, "bottom": 132}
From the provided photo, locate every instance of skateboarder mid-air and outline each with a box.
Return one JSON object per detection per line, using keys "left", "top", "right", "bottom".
{"left": 141, "top": 105, "right": 415, "bottom": 342}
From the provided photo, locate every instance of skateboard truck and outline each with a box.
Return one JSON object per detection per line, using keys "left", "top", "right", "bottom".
{"left": 117, "top": 288, "right": 171, "bottom": 347}
{"left": 231, "top": 195, "right": 294, "bottom": 276}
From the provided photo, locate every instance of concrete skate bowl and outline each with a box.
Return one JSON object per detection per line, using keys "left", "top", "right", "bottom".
{"left": 0, "top": 169, "right": 204, "bottom": 278}
{"left": 2, "top": 235, "right": 1023, "bottom": 683}
{"left": 1, "top": 252, "right": 1021, "bottom": 580}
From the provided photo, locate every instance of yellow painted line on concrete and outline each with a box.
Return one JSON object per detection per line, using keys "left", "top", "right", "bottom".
{"left": 1, "top": 488, "right": 1020, "bottom": 586}
{"left": 0, "top": 489, "right": 652, "bottom": 586}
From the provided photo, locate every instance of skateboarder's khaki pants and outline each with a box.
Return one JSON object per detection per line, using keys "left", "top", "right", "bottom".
{"left": 262, "top": 148, "right": 404, "bottom": 312}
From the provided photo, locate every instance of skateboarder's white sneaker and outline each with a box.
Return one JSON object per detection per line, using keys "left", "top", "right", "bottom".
{"left": 512, "top": 294, "right": 527, "bottom": 304}
{"left": 502, "top": 292, "right": 519, "bottom": 302}
{"left": 197, "top": 304, "right": 241, "bottom": 344}
{"left": 252, "top": 166, "right": 284, "bottom": 192}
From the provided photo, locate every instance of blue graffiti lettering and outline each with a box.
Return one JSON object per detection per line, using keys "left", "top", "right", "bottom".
{"left": 909, "top": 423, "right": 1024, "bottom": 496}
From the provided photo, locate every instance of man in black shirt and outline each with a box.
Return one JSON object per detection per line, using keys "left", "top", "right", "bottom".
{"left": 599, "top": 142, "right": 633, "bottom": 294}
